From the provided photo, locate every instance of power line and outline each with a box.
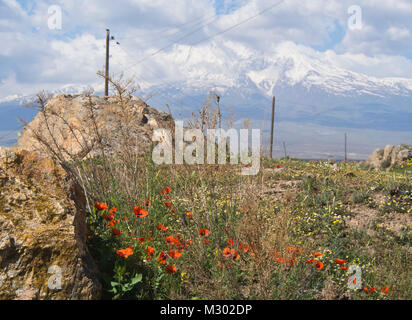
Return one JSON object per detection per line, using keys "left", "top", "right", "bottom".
{"left": 105, "top": 1, "right": 286, "bottom": 121}
{"left": 112, "top": 43, "right": 208, "bottom": 109}
{"left": 118, "top": 11, "right": 218, "bottom": 42}
{"left": 188, "top": 0, "right": 285, "bottom": 47}
{"left": 108, "top": 1, "right": 286, "bottom": 114}
{"left": 109, "top": 26, "right": 219, "bottom": 109}
{"left": 120, "top": 0, "right": 285, "bottom": 75}
{"left": 115, "top": 14, "right": 222, "bottom": 75}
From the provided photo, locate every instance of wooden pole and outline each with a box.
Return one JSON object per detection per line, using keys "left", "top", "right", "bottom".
{"left": 270, "top": 96, "right": 275, "bottom": 158}
{"left": 216, "top": 94, "right": 221, "bottom": 129}
{"left": 105, "top": 29, "right": 110, "bottom": 97}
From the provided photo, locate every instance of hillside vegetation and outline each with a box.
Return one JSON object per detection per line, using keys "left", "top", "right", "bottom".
{"left": 21, "top": 83, "right": 411, "bottom": 300}
{"left": 84, "top": 155, "right": 411, "bottom": 300}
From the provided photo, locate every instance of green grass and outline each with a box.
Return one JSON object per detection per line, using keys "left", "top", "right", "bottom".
{"left": 84, "top": 156, "right": 411, "bottom": 300}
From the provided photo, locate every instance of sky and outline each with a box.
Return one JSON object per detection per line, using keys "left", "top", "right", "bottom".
{"left": 1, "top": 0, "right": 412, "bottom": 98}
{"left": 0, "top": 0, "right": 411, "bottom": 158}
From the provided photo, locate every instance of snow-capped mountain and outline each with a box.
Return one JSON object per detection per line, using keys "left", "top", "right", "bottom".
{"left": 137, "top": 41, "right": 412, "bottom": 133}
{"left": 140, "top": 40, "right": 412, "bottom": 97}
{"left": 1, "top": 40, "right": 411, "bottom": 158}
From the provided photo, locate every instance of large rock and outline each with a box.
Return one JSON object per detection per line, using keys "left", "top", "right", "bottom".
{"left": 16, "top": 94, "right": 174, "bottom": 161}
{"left": 366, "top": 144, "right": 412, "bottom": 170}
{"left": 0, "top": 147, "right": 101, "bottom": 299}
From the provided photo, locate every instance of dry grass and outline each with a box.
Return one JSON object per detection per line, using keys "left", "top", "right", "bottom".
{"left": 24, "top": 76, "right": 411, "bottom": 300}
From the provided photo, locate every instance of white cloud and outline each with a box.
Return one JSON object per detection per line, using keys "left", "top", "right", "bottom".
{"left": 1, "top": 0, "right": 412, "bottom": 98}
{"left": 324, "top": 51, "right": 412, "bottom": 78}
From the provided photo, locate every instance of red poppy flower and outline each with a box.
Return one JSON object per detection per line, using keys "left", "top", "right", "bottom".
{"left": 381, "top": 286, "right": 389, "bottom": 294}
{"left": 199, "top": 228, "right": 210, "bottom": 237}
{"left": 165, "top": 187, "right": 171, "bottom": 193}
{"left": 116, "top": 246, "right": 133, "bottom": 258}
{"left": 364, "top": 287, "right": 376, "bottom": 295}
{"left": 112, "top": 228, "right": 122, "bottom": 237}
{"left": 133, "top": 206, "right": 148, "bottom": 217}
{"left": 168, "top": 250, "right": 182, "bottom": 259}
{"left": 166, "top": 265, "right": 177, "bottom": 274}
{"left": 306, "top": 258, "right": 315, "bottom": 264}
{"left": 186, "top": 240, "right": 192, "bottom": 246}
{"left": 186, "top": 211, "right": 193, "bottom": 218}
{"left": 107, "top": 219, "right": 119, "bottom": 228}
{"left": 156, "top": 224, "right": 167, "bottom": 231}
{"left": 313, "top": 251, "right": 323, "bottom": 257}
{"left": 227, "top": 239, "right": 235, "bottom": 246}
{"left": 314, "top": 261, "right": 324, "bottom": 270}
{"left": 340, "top": 266, "right": 349, "bottom": 270}
{"left": 164, "top": 201, "right": 173, "bottom": 207}
{"left": 166, "top": 235, "right": 178, "bottom": 245}
{"left": 102, "top": 213, "right": 114, "bottom": 222}
{"left": 223, "top": 248, "right": 235, "bottom": 257}
{"left": 240, "top": 244, "right": 249, "bottom": 253}
{"left": 109, "top": 207, "right": 117, "bottom": 215}
{"left": 232, "top": 251, "right": 240, "bottom": 261}
{"left": 203, "top": 239, "right": 210, "bottom": 244}
{"left": 145, "top": 246, "right": 155, "bottom": 255}
{"left": 335, "top": 259, "right": 346, "bottom": 265}
{"left": 276, "top": 165, "right": 282, "bottom": 169}
{"left": 158, "top": 251, "right": 167, "bottom": 265}
{"left": 94, "top": 202, "right": 108, "bottom": 211}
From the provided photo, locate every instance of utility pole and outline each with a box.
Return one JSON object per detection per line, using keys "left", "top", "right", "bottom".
{"left": 270, "top": 95, "right": 276, "bottom": 158}
{"left": 344, "top": 133, "right": 348, "bottom": 162}
{"left": 215, "top": 94, "right": 221, "bottom": 129}
{"left": 105, "top": 29, "right": 110, "bottom": 97}
{"left": 283, "top": 141, "right": 287, "bottom": 159}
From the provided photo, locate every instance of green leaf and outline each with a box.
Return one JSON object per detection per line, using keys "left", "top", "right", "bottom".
{"left": 155, "top": 170, "right": 161, "bottom": 179}
{"left": 131, "top": 273, "right": 143, "bottom": 284}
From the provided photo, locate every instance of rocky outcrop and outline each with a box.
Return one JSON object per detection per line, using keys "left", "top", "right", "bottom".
{"left": 366, "top": 144, "right": 412, "bottom": 170}
{"left": 16, "top": 94, "right": 174, "bottom": 161}
{"left": 0, "top": 147, "right": 101, "bottom": 299}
